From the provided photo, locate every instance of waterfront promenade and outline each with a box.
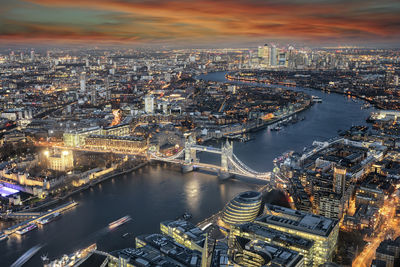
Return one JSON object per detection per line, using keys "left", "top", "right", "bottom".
{"left": 3, "top": 201, "right": 77, "bottom": 235}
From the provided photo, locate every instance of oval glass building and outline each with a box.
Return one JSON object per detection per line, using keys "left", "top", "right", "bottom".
{"left": 222, "top": 191, "right": 262, "bottom": 225}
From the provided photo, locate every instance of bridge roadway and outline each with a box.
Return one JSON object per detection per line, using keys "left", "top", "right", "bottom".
{"left": 191, "top": 145, "right": 222, "bottom": 154}
{"left": 151, "top": 156, "right": 271, "bottom": 181}
{"left": 3, "top": 201, "right": 78, "bottom": 235}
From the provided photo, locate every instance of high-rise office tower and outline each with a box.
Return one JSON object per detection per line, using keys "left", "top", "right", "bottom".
{"left": 91, "top": 89, "right": 97, "bottom": 105}
{"left": 278, "top": 52, "right": 288, "bottom": 67}
{"left": 270, "top": 45, "right": 277, "bottom": 66}
{"left": 333, "top": 166, "right": 346, "bottom": 196}
{"left": 80, "top": 72, "right": 86, "bottom": 93}
{"left": 258, "top": 44, "right": 270, "bottom": 66}
{"left": 144, "top": 95, "right": 154, "bottom": 114}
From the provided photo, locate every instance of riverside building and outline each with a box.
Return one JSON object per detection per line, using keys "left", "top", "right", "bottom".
{"left": 256, "top": 205, "right": 339, "bottom": 267}
{"left": 160, "top": 219, "right": 205, "bottom": 252}
{"left": 221, "top": 191, "right": 262, "bottom": 226}
{"left": 230, "top": 237, "right": 304, "bottom": 267}
{"left": 229, "top": 222, "right": 314, "bottom": 266}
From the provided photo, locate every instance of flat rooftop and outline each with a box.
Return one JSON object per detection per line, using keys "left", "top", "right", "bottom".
{"left": 161, "top": 219, "right": 205, "bottom": 244}
{"left": 245, "top": 239, "right": 304, "bottom": 267}
{"left": 237, "top": 222, "right": 314, "bottom": 250}
{"left": 256, "top": 205, "right": 338, "bottom": 238}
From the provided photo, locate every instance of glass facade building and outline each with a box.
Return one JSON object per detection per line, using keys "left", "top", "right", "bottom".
{"left": 222, "top": 191, "right": 262, "bottom": 225}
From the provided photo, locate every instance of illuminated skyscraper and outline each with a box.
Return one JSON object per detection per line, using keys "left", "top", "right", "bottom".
{"left": 333, "top": 166, "right": 346, "bottom": 196}
{"left": 80, "top": 72, "right": 86, "bottom": 92}
{"left": 278, "top": 52, "right": 288, "bottom": 67}
{"left": 90, "top": 89, "right": 97, "bottom": 105}
{"left": 258, "top": 44, "right": 270, "bottom": 67}
{"left": 144, "top": 95, "right": 154, "bottom": 114}
{"left": 270, "top": 45, "right": 277, "bottom": 66}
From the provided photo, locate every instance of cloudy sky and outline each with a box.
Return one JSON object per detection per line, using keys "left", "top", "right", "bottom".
{"left": 1, "top": 0, "right": 400, "bottom": 46}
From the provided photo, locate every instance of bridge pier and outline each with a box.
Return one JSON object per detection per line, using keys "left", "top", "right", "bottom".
{"left": 181, "top": 164, "right": 194, "bottom": 173}
{"left": 152, "top": 134, "right": 270, "bottom": 180}
{"left": 218, "top": 171, "right": 234, "bottom": 180}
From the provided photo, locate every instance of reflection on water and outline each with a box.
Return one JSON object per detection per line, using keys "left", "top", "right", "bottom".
{"left": 184, "top": 176, "right": 201, "bottom": 211}
{"left": 220, "top": 183, "right": 226, "bottom": 203}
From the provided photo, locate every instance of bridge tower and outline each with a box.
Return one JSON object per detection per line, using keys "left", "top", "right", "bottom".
{"left": 182, "top": 133, "right": 196, "bottom": 173}
{"left": 219, "top": 140, "right": 233, "bottom": 179}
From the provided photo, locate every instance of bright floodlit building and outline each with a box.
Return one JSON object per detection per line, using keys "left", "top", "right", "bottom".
{"left": 222, "top": 191, "right": 262, "bottom": 226}
{"left": 256, "top": 204, "right": 339, "bottom": 267}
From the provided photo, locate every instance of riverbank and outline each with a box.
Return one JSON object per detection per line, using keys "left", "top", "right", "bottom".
{"left": 199, "top": 102, "right": 312, "bottom": 143}
{"left": 57, "top": 161, "right": 148, "bottom": 200}
{"left": 225, "top": 72, "right": 381, "bottom": 110}
{"left": 5, "top": 161, "right": 148, "bottom": 215}
{"left": 195, "top": 73, "right": 313, "bottom": 142}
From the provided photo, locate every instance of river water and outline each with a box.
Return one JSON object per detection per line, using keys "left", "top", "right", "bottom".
{"left": 0, "top": 71, "right": 375, "bottom": 266}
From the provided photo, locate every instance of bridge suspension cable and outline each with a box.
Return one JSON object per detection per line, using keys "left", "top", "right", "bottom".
{"left": 229, "top": 154, "right": 271, "bottom": 179}
{"left": 150, "top": 145, "right": 271, "bottom": 180}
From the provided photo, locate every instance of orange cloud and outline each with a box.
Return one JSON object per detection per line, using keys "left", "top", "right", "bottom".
{"left": 2, "top": 0, "right": 400, "bottom": 45}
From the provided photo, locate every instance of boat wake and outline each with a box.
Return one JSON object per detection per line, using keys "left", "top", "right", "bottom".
{"left": 11, "top": 244, "right": 44, "bottom": 267}
{"left": 108, "top": 215, "right": 132, "bottom": 230}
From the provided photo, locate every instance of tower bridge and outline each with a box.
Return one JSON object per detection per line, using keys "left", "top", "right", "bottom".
{"left": 38, "top": 133, "right": 272, "bottom": 181}
{"left": 150, "top": 133, "right": 272, "bottom": 181}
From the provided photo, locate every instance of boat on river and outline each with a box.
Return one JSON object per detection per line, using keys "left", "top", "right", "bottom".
{"left": 38, "top": 212, "right": 61, "bottom": 225}
{"left": 16, "top": 223, "right": 37, "bottom": 235}
{"left": 312, "top": 95, "right": 322, "bottom": 103}
{"left": 109, "top": 215, "right": 131, "bottom": 229}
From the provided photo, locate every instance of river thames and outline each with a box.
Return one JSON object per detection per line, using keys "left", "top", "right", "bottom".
{"left": 1, "top": 72, "right": 375, "bottom": 266}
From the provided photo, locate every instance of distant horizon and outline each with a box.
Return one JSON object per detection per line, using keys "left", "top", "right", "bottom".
{"left": 1, "top": 0, "right": 400, "bottom": 47}
{"left": 1, "top": 42, "right": 400, "bottom": 51}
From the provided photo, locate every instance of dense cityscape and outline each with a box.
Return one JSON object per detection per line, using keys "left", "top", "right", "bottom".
{"left": 1, "top": 0, "right": 400, "bottom": 267}
{"left": 0, "top": 45, "right": 399, "bottom": 267}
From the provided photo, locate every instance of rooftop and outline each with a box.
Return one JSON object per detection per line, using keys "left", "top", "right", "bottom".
{"left": 236, "top": 222, "right": 314, "bottom": 250}
{"left": 136, "top": 233, "right": 201, "bottom": 266}
{"left": 161, "top": 219, "right": 205, "bottom": 245}
{"left": 241, "top": 237, "right": 304, "bottom": 267}
{"left": 257, "top": 205, "right": 338, "bottom": 237}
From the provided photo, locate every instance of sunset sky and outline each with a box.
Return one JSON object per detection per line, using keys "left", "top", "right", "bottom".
{"left": 1, "top": 0, "right": 400, "bottom": 46}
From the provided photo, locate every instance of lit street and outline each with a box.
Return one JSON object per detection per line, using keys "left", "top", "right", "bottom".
{"left": 352, "top": 196, "right": 400, "bottom": 267}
